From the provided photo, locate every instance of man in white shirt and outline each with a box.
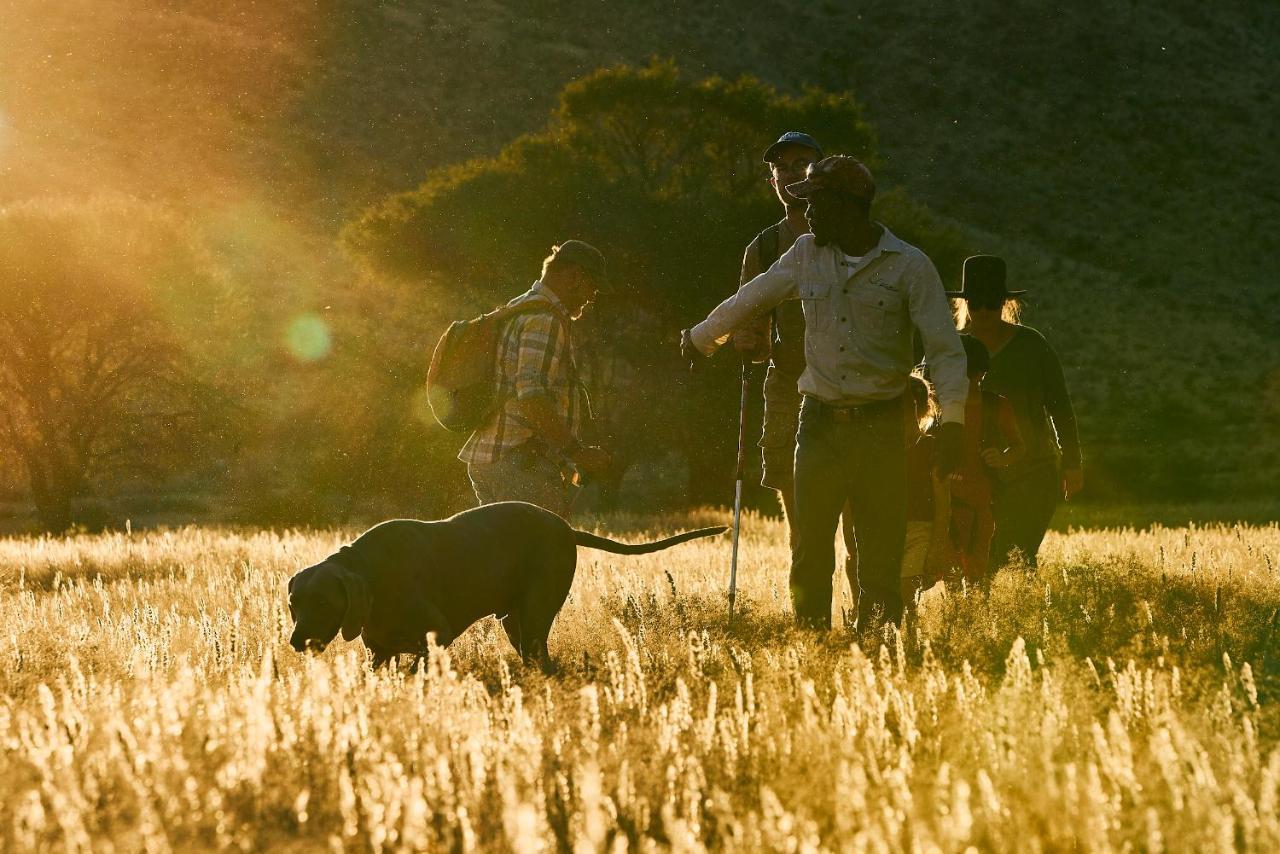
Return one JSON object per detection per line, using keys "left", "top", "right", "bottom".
{"left": 681, "top": 156, "right": 967, "bottom": 628}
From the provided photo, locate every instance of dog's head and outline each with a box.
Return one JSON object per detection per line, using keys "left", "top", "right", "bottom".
{"left": 287, "top": 561, "right": 371, "bottom": 653}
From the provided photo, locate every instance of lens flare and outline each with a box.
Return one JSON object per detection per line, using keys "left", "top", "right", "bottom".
{"left": 285, "top": 313, "right": 331, "bottom": 362}
{"left": 410, "top": 387, "right": 437, "bottom": 426}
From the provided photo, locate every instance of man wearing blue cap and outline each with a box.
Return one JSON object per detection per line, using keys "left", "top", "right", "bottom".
{"left": 732, "top": 132, "right": 858, "bottom": 610}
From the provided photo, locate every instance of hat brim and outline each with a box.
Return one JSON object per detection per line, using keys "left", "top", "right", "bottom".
{"left": 945, "top": 289, "right": 1029, "bottom": 299}
{"left": 783, "top": 179, "right": 874, "bottom": 201}
{"left": 783, "top": 178, "right": 816, "bottom": 198}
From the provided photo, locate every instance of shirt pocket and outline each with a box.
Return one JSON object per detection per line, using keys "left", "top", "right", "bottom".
{"left": 799, "top": 279, "right": 835, "bottom": 333}
{"left": 853, "top": 287, "right": 906, "bottom": 337}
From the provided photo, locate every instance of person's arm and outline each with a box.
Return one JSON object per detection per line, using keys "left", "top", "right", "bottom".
{"left": 689, "top": 240, "right": 803, "bottom": 356}
{"left": 512, "top": 397, "right": 575, "bottom": 452}
{"left": 1039, "top": 335, "right": 1084, "bottom": 497}
{"left": 730, "top": 237, "right": 773, "bottom": 362}
{"left": 907, "top": 253, "right": 967, "bottom": 475}
{"left": 907, "top": 253, "right": 968, "bottom": 425}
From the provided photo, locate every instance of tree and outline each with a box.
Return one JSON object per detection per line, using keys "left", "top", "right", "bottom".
{"left": 342, "top": 61, "right": 966, "bottom": 509}
{"left": 0, "top": 197, "right": 237, "bottom": 529}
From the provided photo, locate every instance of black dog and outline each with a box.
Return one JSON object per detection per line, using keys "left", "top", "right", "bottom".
{"left": 287, "top": 501, "right": 727, "bottom": 670}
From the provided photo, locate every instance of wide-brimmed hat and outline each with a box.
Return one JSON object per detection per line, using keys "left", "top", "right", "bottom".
{"left": 945, "top": 255, "right": 1027, "bottom": 301}
{"left": 762, "top": 131, "right": 823, "bottom": 164}
{"left": 784, "top": 156, "right": 876, "bottom": 201}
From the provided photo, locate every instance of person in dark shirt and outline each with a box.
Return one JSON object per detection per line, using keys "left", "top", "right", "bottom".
{"left": 949, "top": 255, "right": 1083, "bottom": 569}
{"left": 731, "top": 132, "right": 858, "bottom": 614}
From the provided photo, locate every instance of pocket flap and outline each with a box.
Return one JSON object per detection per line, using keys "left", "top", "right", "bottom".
{"left": 800, "top": 280, "right": 832, "bottom": 300}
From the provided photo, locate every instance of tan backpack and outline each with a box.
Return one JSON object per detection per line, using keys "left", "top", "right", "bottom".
{"left": 425, "top": 301, "right": 560, "bottom": 433}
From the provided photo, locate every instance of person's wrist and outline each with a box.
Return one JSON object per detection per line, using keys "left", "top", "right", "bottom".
{"left": 938, "top": 400, "right": 966, "bottom": 425}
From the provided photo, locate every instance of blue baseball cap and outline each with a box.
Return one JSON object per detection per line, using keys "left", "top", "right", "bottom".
{"left": 762, "top": 132, "right": 823, "bottom": 164}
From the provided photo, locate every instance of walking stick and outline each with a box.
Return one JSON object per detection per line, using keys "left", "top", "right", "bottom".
{"left": 728, "top": 357, "right": 751, "bottom": 624}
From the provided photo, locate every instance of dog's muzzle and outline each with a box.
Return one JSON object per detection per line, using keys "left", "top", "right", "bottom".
{"left": 290, "top": 634, "right": 328, "bottom": 654}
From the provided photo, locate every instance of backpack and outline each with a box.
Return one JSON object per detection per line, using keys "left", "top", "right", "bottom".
{"left": 426, "top": 300, "right": 560, "bottom": 433}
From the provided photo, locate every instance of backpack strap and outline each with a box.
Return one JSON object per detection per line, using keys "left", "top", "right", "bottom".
{"left": 757, "top": 221, "right": 783, "bottom": 271}
{"left": 494, "top": 298, "right": 585, "bottom": 419}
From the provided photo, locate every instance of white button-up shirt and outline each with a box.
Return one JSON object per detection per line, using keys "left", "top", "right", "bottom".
{"left": 691, "top": 226, "right": 968, "bottom": 423}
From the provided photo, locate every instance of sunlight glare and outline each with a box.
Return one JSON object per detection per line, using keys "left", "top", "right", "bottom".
{"left": 285, "top": 313, "right": 331, "bottom": 362}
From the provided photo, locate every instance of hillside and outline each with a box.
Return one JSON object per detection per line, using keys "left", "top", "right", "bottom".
{"left": 2, "top": 0, "right": 1276, "bottom": 500}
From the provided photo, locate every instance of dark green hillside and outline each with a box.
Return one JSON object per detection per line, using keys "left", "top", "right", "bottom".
{"left": 3, "top": 0, "right": 1275, "bottom": 507}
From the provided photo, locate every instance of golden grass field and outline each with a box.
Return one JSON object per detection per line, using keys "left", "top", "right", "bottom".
{"left": 2, "top": 513, "right": 1279, "bottom": 851}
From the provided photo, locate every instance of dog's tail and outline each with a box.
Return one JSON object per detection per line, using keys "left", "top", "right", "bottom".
{"left": 572, "top": 526, "right": 728, "bottom": 555}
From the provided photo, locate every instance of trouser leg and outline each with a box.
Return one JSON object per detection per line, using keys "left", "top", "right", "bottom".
{"left": 845, "top": 408, "right": 908, "bottom": 628}
{"left": 467, "top": 444, "right": 571, "bottom": 519}
{"left": 840, "top": 502, "right": 858, "bottom": 615}
{"left": 784, "top": 456, "right": 857, "bottom": 623}
{"left": 970, "top": 508, "right": 996, "bottom": 582}
{"left": 763, "top": 443, "right": 803, "bottom": 580}
{"left": 778, "top": 478, "right": 800, "bottom": 563}
{"left": 790, "top": 406, "right": 848, "bottom": 629}
{"left": 899, "top": 520, "right": 934, "bottom": 613}
{"left": 775, "top": 443, "right": 858, "bottom": 622}
{"left": 991, "top": 466, "right": 1060, "bottom": 569}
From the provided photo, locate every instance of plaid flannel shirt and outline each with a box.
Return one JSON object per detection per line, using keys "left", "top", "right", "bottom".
{"left": 458, "top": 282, "right": 582, "bottom": 465}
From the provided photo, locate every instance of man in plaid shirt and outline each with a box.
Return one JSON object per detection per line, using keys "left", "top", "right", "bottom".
{"left": 460, "top": 241, "right": 611, "bottom": 518}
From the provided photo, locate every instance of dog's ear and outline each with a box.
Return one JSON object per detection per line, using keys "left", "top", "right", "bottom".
{"left": 336, "top": 567, "right": 371, "bottom": 641}
{"left": 287, "top": 572, "right": 298, "bottom": 596}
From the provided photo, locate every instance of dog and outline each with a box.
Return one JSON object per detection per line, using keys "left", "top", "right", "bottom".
{"left": 287, "top": 501, "right": 727, "bottom": 671}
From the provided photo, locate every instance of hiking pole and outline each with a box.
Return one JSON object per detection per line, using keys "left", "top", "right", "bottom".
{"left": 728, "top": 356, "right": 752, "bottom": 624}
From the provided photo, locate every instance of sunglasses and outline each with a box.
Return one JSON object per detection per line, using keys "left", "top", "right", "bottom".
{"left": 770, "top": 159, "right": 815, "bottom": 177}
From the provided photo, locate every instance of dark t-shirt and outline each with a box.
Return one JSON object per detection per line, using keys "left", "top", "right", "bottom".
{"left": 981, "top": 325, "right": 1081, "bottom": 480}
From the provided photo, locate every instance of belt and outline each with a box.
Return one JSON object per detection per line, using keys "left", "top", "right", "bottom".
{"left": 805, "top": 394, "right": 903, "bottom": 422}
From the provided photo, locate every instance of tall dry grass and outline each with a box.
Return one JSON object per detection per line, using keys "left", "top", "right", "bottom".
{"left": 1, "top": 515, "right": 1278, "bottom": 850}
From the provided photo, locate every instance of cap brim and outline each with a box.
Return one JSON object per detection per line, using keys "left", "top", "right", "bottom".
{"left": 784, "top": 178, "right": 816, "bottom": 198}
{"left": 763, "top": 139, "right": 822, "bottom": 164}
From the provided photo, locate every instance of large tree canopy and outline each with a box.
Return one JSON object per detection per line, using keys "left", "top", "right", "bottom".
{"left": 342, "top": 62, "right": 968, "bottom": 508}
